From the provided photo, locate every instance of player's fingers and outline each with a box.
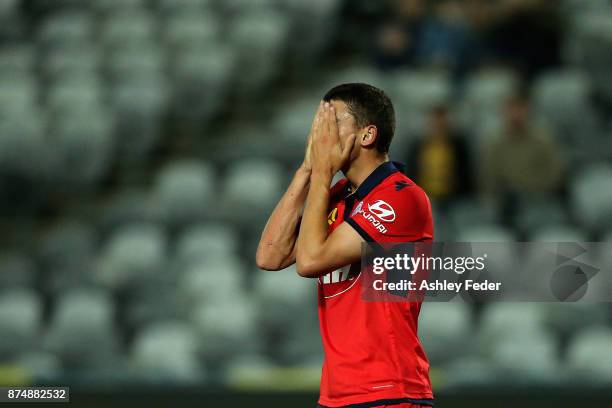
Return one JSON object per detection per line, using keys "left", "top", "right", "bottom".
{"left": 328, "top": 104, "right": 339, "bottom": 142}
{"left": 341, "top": 134, "right": 356, "bottom": 161}
{"left": 310, "top": 101, "right": 323, "bottom": 135}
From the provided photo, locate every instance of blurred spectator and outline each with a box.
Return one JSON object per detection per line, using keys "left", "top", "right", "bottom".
{"left": 372, "top": 0, "right": 426, "bottom": 69}
{"left": 406, "top": 104, "right": 474, "bottom": 207}
{"left": 416, "top": 0, "right": 481, "bottom": 75}
{"left": 480, "top": 89, "right": 563, "bottom": 219}
{"left": 485, "top": 0, "right": 562, "bottom": 80}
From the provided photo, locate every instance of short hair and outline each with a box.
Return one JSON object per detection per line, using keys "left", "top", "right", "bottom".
{"left": 323, "top": 83, "right": 396, "bottom": 154}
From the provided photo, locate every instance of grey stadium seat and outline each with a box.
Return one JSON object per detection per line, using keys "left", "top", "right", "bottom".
{"left": 223, "top": 159, "right": 284, "bottom": 215}
{"left": 170, "top": 44, "right": 236, "bottom": 121}
{"left": 530, "top": 224, "right": 589, "bottom": 242}
{"left": 0, "top": 289, "right": 43, "bottom": 359}
{"left": 162, "top": 13, "right": 219, "bottom": 50}
{"left": 42, "top": 46, "right": 101, "bottom": 82}
{"left": 44, "top": 289, "right": 118, "bottom": 369}
{"left": 191, "top": 294, "right": 260, "bottom": 362}
{"left": 49, "top": 109, "right": 114, "bottom": 187}
{"left": 478, "top": 303, "right": 547, "bottom": 351}
{"left": 174, "top": 223, "right": 238, "bottom": 268}
{"left": 99, "top": 188, "right": 160, "bottom": 232}
{"left": 566, "top": 326, "right": 612, "bottom": 382}
{"left": 177, "top": 258, "right": 244, "bottom": 311}
{"left": 99, "top": 11, "right": 157, "bottom": 49}
{"left": 571, "top": 163, "right": 612, "bottom": 231}
{"left": 152, "top": 160, "right": 215, "bottom": 226}
{"left": 229, "top": 11, "right": 289, "bottom": 93}
{"left": 37, "top": 12, "right": 94, "bottom": 50}
{"left": 488, "top": 329, "right": 558, "bottom": 380}
{"left": 96, "top": 223, "right": 168, "bottom": 290}
{"left": 418, "top": 301, "right": 473, "bottom": 365}
{"left": 130, "top": 320, "right": 203, "bottom": 381}
{"left": 0, "top": 252, "right": 36, "bottom": 288}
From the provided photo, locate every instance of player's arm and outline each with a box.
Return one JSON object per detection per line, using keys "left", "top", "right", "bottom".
{"left": 296, "top": 102, "right": 360, "bottom": 278}
{"left": 256, "top": 166, "right": 310, "bottom": 271}
{"left": 256, "top": 102, "right": 323, "bottom": 271}
{"left": 296, "top": 173, "right": 362, "bottom": 278}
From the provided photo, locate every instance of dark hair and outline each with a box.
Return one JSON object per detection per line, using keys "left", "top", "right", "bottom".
{"left": 323, "top": 83, "right": 396, "bottom": 154}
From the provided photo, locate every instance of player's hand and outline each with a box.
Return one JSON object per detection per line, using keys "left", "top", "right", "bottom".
{"left": 311, "top": 102, "right": 356, "bottom": 178}
{"left": 302, "top": 101, "right": 324, "bottom": 173}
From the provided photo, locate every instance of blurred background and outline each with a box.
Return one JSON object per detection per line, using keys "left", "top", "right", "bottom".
{"left": 1, "top": 0, "right": 612, "bottom": 406}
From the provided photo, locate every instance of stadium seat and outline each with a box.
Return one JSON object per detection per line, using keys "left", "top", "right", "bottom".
{"left": 162, "top": 13, "right": 219, "bottom": 51}
{"left": 544, "top": 303, "right": 609, "bottom": 338}
{"left": 223, "top": 159, "right": 284, "bottom": 226}
{"left": 0, "top": 105, "right": 47, "bottom": 178}
{"left": 448, "top": 198, "right": 499, "bottom": 233}
{"left": 0, "top": 252, "right": 36, "bottom": 288}
{"left": 175, "top": 223, "right": 238, "bottom": 268}
{"left": 38, "top": 220, "right": 97, "bottom": 273}
{"left": 98, "top": 188, "right": 160, "bottom": 232}
{"left": 455, "top": 224, "right": 515, "bottom": 242}
{"left": 44, "top": 289, "right": 118, "bottom": 369}
{"left": 418, "top": 301, "right": 473, "bottom": 365}
{"left": 177, "top": 258, "right": 245, "bottom": 312}
{"left": 106, "top": 46, "right": 165, "bottom": 83}
{"left": 532, "top": 70, "right": 601, "bottom": 162}
{"left": 124, "top": 270, "right": 182, "bottom": 331}
{"left": 49, "top": 108, "right": 114, "bottom": 187}
{"left": 566, "top": 326, "right": 612, "bottom": 381}
{"left": 0, "top": 289, "right": 42, "bottom": 359}
{"left": 459, "top": 69, "right": 518, "bottom": 138}
{"left": 191, "top": 294, "right": 260, "bottom": 363}
{"left": 152, "top": 160, "right": 215, "bottom": 226}
{"left": 229, "top": 11, "right": 289, "bottom": 93}
{"left": 110, "top": 75, "right": 168, "bottom": 163}
{"left": 46, "top": 73, "right": 104, "bottom": 112}
{"left": 530, "top": 224, "right": 589, "bottom": 242}
{"left": 96, "top": 223, "right": 167, "bottom": 290}
{"left": 157, "top": 0, "right": 216, "bottom": 14}
{"left": 92, "top": 0, "right": 148, "bottom": 15}
{"left": 570, "top": 163, "right": 612, "bottom": 232}
{"left": 37, "top": 12, "right": 94, "bottom": 51}
{"left": 100, "top": 11, "right": 157, "bottom": 49}
{"left": 43, "top": 46, "right": 101, "bottom": 82}
{"left": 514, "top": 198, "right": 569, "bottom": 237}
{"left": 0, "top": 46, "right": 35, "bottom": 77}
{"left": 130, "top": 320, "right": 203, "bottom": 381}
{"left": 253, "top": 265, "right": 319, "bottom": 362}
{"left": 170, "top": 44, "right": 236, "bottom": 121}
{"left": 0, "top": 74, "right": 38, "bottom": 117}
{"left": 478, "top": 303, "right": 547, "bottom": 350}
{"left": 488, "top": 329, "right": 558, "bottom": 380}
{"left": 18, "top": 351, "right": 62, "bottom": 380}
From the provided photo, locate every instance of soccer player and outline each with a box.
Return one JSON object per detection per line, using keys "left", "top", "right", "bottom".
{"left": 256, "top": 83, "right": 434, "bottom": 408}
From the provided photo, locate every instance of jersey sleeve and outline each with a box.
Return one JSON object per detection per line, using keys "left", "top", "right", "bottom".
{"left": 345, "top": 183, "right": 433, "bottom": 244}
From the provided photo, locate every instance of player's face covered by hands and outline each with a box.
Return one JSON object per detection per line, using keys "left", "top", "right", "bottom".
{"left": 310, "top": 101, "right": 357, "bottom": 177}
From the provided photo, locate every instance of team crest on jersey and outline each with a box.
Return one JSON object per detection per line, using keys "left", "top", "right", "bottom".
{"left": 368, "top": 200, "right": 396, "bottom": 222}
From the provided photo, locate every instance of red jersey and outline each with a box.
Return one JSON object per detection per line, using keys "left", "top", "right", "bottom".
{"left": 317, "top": 161, "right": 434, "bottom": 407}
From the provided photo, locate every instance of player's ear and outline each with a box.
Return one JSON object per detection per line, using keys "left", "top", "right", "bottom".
{"left": 359, "top": 125, "right": 378, "bottom": 148}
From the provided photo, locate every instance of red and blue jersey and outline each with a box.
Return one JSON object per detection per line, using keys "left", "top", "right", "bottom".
{"left": 318, "top": 161, "right": 434, "bottom": 407}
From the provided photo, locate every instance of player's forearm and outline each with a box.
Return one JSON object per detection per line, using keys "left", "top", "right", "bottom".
{"left": 296, "top": 169, "right": 333, "bottom": 277}
{"left": 256, "top": 166, "right": 311, "bottom": 270}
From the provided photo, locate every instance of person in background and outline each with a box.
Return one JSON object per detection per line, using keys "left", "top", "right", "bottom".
{"left": 372, "top": 0, "right": 426, "bottom": 70}
{"left": 406, "top": 104, "right": 473, "bottom": 208}
{"left": 480, "top": 89, "right": 564, "bottom": 219}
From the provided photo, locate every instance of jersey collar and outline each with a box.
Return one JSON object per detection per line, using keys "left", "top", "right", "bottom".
{"left": 352, "top": 161, "right": 403, "bottom": 200}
